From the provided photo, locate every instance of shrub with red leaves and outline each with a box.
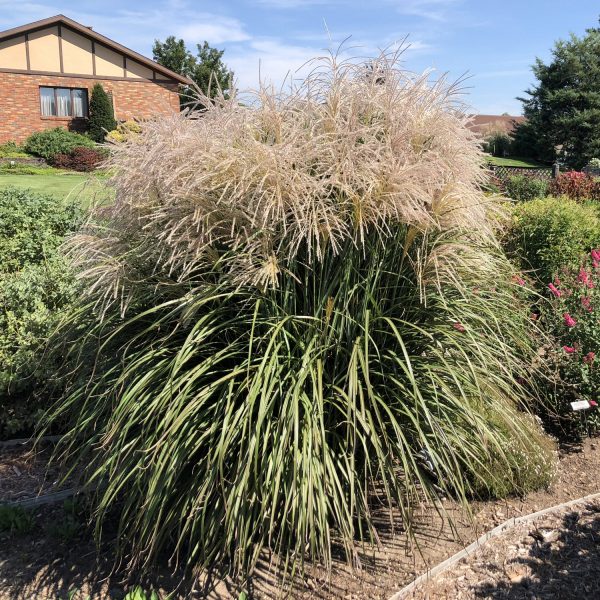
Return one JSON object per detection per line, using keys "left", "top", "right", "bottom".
{"left": 549, "top": 171, "right": 600, "bottom": 201}
{"left": 51, "top": 146, "right": 107, "bottom": 172}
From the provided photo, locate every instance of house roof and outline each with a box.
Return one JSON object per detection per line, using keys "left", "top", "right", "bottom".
{"left": 0, "top": 14, "right": 192, "bottom": 85}
{"left": 467, "top": 114, "right": 526, "bottom": 135}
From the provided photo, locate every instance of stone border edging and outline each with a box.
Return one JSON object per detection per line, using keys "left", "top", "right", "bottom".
{"left": 3, "top": 487, "right": 79, "bottom": 509}
{"left": 388, "top": 491, "right": 600, "bottom": 600}
{"left": 0, "top": 435, "right": 61, "bottom": 448}
{"left": 1, "top": 435, "right": 79, "bottom": 508}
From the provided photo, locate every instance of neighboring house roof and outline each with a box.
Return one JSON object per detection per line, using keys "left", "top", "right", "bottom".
{"left": 468, "top": 114, "right": 526, "bottom": 136}
{"left": 0, "top": 14, "right": 192, "bottom": 85}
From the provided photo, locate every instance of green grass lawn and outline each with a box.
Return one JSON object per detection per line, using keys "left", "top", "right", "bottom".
{"left": 486, "top": 155, "right": 547, "bottom": 168}
{"left": 0, "top": 172, "right": 111, "bottom": 207}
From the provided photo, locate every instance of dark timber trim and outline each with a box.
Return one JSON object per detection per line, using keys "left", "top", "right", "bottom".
{"left": 24, "top": 33, "right": 31, "bottom": 71}
{"left": 0, "top": 67, "right": 178, "bottom": 84}
{"left": 0, "top": 15, "right": 191, "bottom": 84}
{"left": 57, "top": 24, "right": 64, "bottom": 73}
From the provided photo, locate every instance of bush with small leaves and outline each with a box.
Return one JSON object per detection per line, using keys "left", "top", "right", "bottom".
{"left": 503, "top": 196, "right": 600, "bottom": 285}
{"left": 0, "top": 187, "right": 80, "bottom": 438}
{"left": 106, "top": 120, "right": 143, "bottom": 144}
{"left": 0, "top": 141, "right": 28, "bottom": 158}
{"left": 550, "top": 171, "right": 599, "bottom": 201}
{"left": 51, "top": 146, "right": 108, "bottom": 172}
{"left": 505, "top": 175, "right": 548, "bottom": 201}
{"left": 24, "top": 128, "right": 95, "bottom": 161}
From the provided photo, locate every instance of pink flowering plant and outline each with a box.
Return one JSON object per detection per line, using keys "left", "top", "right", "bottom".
{"left": 544, "top": 249, "right": 600, "bottom": 434}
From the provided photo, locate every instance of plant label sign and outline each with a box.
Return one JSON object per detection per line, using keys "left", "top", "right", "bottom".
{"left": 570, "top": 400, "right": 591, "bottom": 411}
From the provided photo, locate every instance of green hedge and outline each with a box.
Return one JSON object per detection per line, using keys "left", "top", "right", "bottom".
{"left": 503, "top": 196, "right": 600, "bottom": 284}
{"left": 24, "top": 128, "right": 96, "bottom": 161}
{"left": 505, "top": 175, "right": 548, "bottom": 201}
{"left": 0, "top": 142, "right": 29, "bottom": 159}
{"left": 0, "top": 188, "right": 80, "bottom": 437}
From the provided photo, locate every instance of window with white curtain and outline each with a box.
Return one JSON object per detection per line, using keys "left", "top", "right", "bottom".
{"left": 40, "top": 87, "right": 89, "bottom": 118}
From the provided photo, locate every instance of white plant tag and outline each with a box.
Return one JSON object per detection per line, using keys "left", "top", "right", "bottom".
{"left": 571, "top": 400, "right": 591, "bottom": 411}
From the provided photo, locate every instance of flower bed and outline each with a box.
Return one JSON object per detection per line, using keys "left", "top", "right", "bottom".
{"left": 550, "top": 171, "right": 600, "bottom": 201}
{"left": 542, "top": 249, "right": 600, "bottom": 435}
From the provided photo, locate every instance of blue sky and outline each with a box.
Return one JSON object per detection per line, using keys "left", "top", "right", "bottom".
{"left": 1, "top": 0, "right": 598, "bottom": 114}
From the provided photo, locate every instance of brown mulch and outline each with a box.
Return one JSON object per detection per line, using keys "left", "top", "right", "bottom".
{"left": 259, "top": 437, "right": 600, "bottom": 599}
{"left": 409, "top": 500, "right": 600, "bottom": 599}
{"left": 0, "top": 438, "right": 598, "bottom": 599}
{"left": 0, "top": 444, "right": 77, "bottom": 503}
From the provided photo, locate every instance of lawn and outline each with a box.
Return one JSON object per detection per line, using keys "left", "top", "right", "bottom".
{"left": 0, "top": 172, "right": 111, "bottom": 207}
{"left": 486, "top": 155, "right": 547, "bottom": 168}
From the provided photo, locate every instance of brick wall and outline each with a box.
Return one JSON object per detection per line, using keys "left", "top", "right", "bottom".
{"left": 0, "top": 72, "right": 180, "bottom": 143}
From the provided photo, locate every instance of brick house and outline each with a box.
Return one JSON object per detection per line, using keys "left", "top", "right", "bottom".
{"left": 467, "top": 114, "right": 526, "bottom": 137}
{"left": 0, "top": 14, "right": 191, "bottom": 144}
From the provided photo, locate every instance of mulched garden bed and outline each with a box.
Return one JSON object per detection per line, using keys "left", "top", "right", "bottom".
{"left": 407, "top": 500, "right": 600, "bottom": 599}
{"left": 0, "top": 437, "right": 598, "bottom": 599}
{"left": 0, "top": 442, "right": 76, "bottom": 504}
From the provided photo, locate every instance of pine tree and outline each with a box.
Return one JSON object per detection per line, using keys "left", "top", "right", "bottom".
{"left": 88, "top": 83, "right": 116, "bottom": 143}
{"left": 518, "top": 21, "right": 600, "bottom": 168}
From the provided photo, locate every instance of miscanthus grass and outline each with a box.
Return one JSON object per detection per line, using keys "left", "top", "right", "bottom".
{"left": 45, "top": 51, "right": 556, "bottom": 585}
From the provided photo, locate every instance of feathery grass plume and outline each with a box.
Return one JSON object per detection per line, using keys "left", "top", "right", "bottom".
{"left": 45, "top": 50, "right": 556, "bottom": 584}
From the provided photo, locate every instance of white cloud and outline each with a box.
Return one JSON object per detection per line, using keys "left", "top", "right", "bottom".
{"left": 395, "top": 0, "right": 461, "bottom": 22}
{"left": 378, "top": 37, "right": 432, "bottom": 53}
{"left": 0, "top": 0, "right": 55, "bottom": 13}
{"left": 0, "top": 1, "right": 432, "bottom": 93}
{"left": 176, "top": 17, "right": 251, "bottom": 44}
{"left": 226, "top": 34, "right": 432, "bottom": 92}
{"left": 228, "top": 39, "right": 321, "bottom": 90}
{"left": 253, "top": 0, "right": 338, "bottom": 7}
{"left": 0, "top": 1, "right": 60, "bottom": 28}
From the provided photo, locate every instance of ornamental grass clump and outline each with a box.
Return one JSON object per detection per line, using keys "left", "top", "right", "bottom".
{"left": 47, "top": 52, "right": 556, "bottom": 581}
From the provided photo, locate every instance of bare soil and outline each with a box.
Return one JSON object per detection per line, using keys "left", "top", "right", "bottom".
{"left": 0, "top": 438, "right": 598, "bottom": 599}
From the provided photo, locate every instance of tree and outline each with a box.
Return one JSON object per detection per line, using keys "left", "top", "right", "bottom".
{"left": 483, "top": 130, "right": 512, "bottom": 157}
{"left": 480, "top": 120, "right": 515, "bottom": 157}
{"left": 88, "top": 83, "right": 116, "bottom": 143}
{"left": 510, "top": 119, "right": 548, "bottom": 162}
{"left": 153, "top": 37, "right": 234, "bottom": 107}
{"left": 194, "top": 41, "right": 233, "bottom": 98}
{"left": 518, "top": 21, "right": 600, "bottom": 169}
{"left": 151, "top": 36, "right": 195, "bottom": 78}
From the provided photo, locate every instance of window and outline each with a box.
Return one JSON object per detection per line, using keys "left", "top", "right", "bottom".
{"left": 40, "top": 87, "right": 88, "bottom": 118}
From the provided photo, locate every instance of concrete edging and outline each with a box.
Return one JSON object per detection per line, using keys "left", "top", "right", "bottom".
{"left": 389, "top": 491, "right": 600, "bottom": 600}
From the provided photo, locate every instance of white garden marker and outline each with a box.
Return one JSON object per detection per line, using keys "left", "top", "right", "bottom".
{"left": 571, "top": 399, "right": 593, "bottom": 411}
